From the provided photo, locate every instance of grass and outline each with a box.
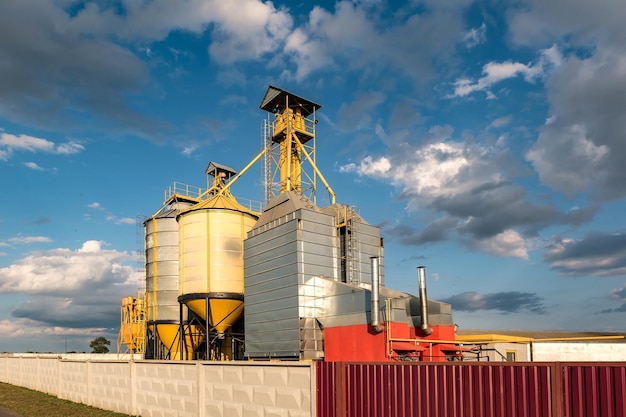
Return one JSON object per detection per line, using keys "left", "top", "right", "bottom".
{"left": 0, "top": 382, "right": 134, "bottom": 417}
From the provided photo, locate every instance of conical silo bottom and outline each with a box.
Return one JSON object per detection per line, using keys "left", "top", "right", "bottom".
{"left": 180, "top": 293, "right": 244, "bottom": 335}
{"left": 155, "top": 322, "right": 203, "bottom": 360}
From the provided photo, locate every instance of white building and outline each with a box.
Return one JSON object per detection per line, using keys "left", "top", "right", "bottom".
{"left": 455, "top": 330, "right": 626, "bottom": 362}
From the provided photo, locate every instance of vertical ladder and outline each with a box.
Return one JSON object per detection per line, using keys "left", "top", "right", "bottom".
{"left": 344, "top": 206, "right": 361, "bottom": 286}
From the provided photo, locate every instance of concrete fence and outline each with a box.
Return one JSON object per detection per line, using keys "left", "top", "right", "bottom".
{"left": 0, "top": 355, "right": 315, "bottom": 417}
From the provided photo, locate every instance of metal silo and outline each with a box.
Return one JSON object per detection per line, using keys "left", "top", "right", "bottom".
{"left": 177, "top": 162, "right": 259, "bottom": 360}
{"left": 145, "top": 195, "right": 202, "bottom": 360}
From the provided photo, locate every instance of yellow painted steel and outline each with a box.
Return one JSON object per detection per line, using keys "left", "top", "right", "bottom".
{"left": 154, "top": 322, "right": 203, "bottom": 360}
{"left": 185, "top": 298, "right": 244, "bottom": 334}
{"left": 178, "top": 193, "right": 258, "bottom": 335}
{"left": 118, "top": 296, "right": 146, "bottom": 354}
{"left": 264, "top": 88, "right": 336, "bottom": 204}
{"left": 212, "top": 86, "right": 336, "bottom": 205}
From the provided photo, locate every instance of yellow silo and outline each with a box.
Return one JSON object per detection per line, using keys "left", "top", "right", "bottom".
{"left": 177, "top": 162, "right": 259, "bottom": 359}
{"left": 145, "top": 194, "right": 204, "bottom": 360}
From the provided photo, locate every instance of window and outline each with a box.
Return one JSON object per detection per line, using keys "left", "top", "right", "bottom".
{"left": 506, "top": 350, "right": 517, "bottom": 362}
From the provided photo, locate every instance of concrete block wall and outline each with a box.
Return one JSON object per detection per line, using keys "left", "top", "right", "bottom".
{"left": 90, "top": 361, "right": 135, "bottom": 415}
{"left": 39, "top": 358, "right": 60, "bottom": 395}
{"left": 19, "top": 357, "right": 39, "bottom": 390}
{"left": 0, "top": 355, "right": 315, "bottom": 417}
{"left": 135, "top": 362, "right": 199, "bottom": 417}
{"left": 58, "top": 360, "right": 89, "bottom": 404}
{"left": 202, "top": 363, "right": 312, "bottom": 417}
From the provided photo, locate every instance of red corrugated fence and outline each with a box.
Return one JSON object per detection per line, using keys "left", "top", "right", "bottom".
{"left": 317, "top": 361, "right": 626, "bottom": 417}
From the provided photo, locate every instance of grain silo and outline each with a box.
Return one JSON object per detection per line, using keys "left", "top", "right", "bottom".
{"left": 122, "top": 85, "right": 461, "bottom": 362}
{"left": 145, "top": 192, "right": 203, "bottom": 359}
{"left": 177, "top": 163, "right": 259, "bottom": 360}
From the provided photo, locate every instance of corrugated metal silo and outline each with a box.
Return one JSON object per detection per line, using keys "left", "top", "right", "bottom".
{"left": 177, "top": 165, "right": 259, "bottom": 359}
{"left": 145, "top": 198, "right": 202, "bottom": 359}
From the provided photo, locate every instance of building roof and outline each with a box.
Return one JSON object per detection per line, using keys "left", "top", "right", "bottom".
{"left": 259, "top": 85, "right": 321, "bottom": 117}
{"left": 456, "top": 329, "right": 626, "bottom": 344}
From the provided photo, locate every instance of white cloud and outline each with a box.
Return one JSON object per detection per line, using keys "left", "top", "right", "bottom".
{"left": 451, "top": 45, "right": 562, "bottom": 98}
{"left": 115, "top": 217, "right": 137, "bottom": 225}
{"left": 182, "top": 145, "right": 196, "bottom": 156}
{"left": 8, "top": 236, "right": 52, "bottom": 244}
{"left": 0, "top": 240, "right": 135, "bottom": 294}
{"left": 0, "top": 239, "right": 142, "bottom": 335}
{"left": 0, "top": 132, "right": 54, "bottom": 152}
{"left": 488, "top": 115, "right": 512, "bottom": 129}
{"left": 24, "top": 161, "right": 44, "bottom": 170}
{"left": 355, "top": 156, "right": 392, "bottom": 176}
{"left": 354, "top": 141, "right": 501, "bottom": 201}
{"left": 339, "top": 162, "right": 357, "bottom": 173}
{"left": 68, "top": 0, "right": 293, "bottom": 64}
{"left": 56, "top": 142, "right": 85, "bottom": 154}
{"left": 0, "top": 132, "right": 84, "bottom": 161}
{"left": 0, "top": 317, "right": 111, "bottom": 342}
{"left": 473, "top": 229, "right": 529, "bottom": 259}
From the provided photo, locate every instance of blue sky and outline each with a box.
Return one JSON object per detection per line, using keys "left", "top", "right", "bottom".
{"left": 1, "top": 0, "right": 626, "bottom": 353}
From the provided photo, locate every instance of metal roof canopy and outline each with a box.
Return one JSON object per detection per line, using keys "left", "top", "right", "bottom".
{"left": 259, "top": 85, "right": 322, "bottom": 117}
{"left": 205, "top": 161, "right": 237, "bottom": 180}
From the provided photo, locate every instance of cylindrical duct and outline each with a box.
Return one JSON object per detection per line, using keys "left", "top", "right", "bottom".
{"left": 417, "top": 266, "right": 432, "bottom": 336}
{"left": 370, "top": 256, "right": 383, "bottom": 333}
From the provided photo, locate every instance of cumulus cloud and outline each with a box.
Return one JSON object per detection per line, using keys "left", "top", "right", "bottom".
{"left": 0, "top": 240, "right": 136, "bottom": 294}
{"left": 526, "top": 51, "right": 626, "bottom": 200}
{"left": 0, "top": 317, "right": 112, "bottom": 352}
{"left": 504, "top": 0, "right": 626, "bottom": 201}
{"left": 0, "top": 0, "right": 291, "bottom": 138}
{"left": 342, "top": 133, "right": 596, "bottom": 257}
{"left": 283, "top": 1, "right": 467, "bottom": 82}
{"left": 0, "top": 241, "right": 139, "bottom": 333}
{"left": 440, "top": 291, "right": 547, "bottom": 314}
{"left": 544, "top": 232, "right": 626, "bottom": 277}
{"left": 472, "top": 230, "right": 529, "bottom": 259}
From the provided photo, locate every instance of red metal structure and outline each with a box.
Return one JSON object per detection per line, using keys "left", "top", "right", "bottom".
{"left": 324, "top": 323, "right": 458, "bottom": 362}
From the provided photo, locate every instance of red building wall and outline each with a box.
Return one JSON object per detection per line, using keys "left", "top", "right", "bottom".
{"left": 323, "top": 321, "right": 457, "bottom": 362}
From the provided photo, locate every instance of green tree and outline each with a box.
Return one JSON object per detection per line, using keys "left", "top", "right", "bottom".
{"left": 89, "top": 336, "right": 111, "bottom": 353}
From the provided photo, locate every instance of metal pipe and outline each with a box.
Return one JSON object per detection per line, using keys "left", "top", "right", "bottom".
{"left": 417, "top": 266, "right": 432, "bottom": 336}
{"left": 370, "top": 257, "right": 383, "bottom": 333}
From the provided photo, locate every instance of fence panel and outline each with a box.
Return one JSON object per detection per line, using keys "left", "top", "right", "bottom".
{"left": 561, "top": 363, "right": 626, "bottom": 417}
{"left": 318, "top": 362, "right": 563, "bottom": 417}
